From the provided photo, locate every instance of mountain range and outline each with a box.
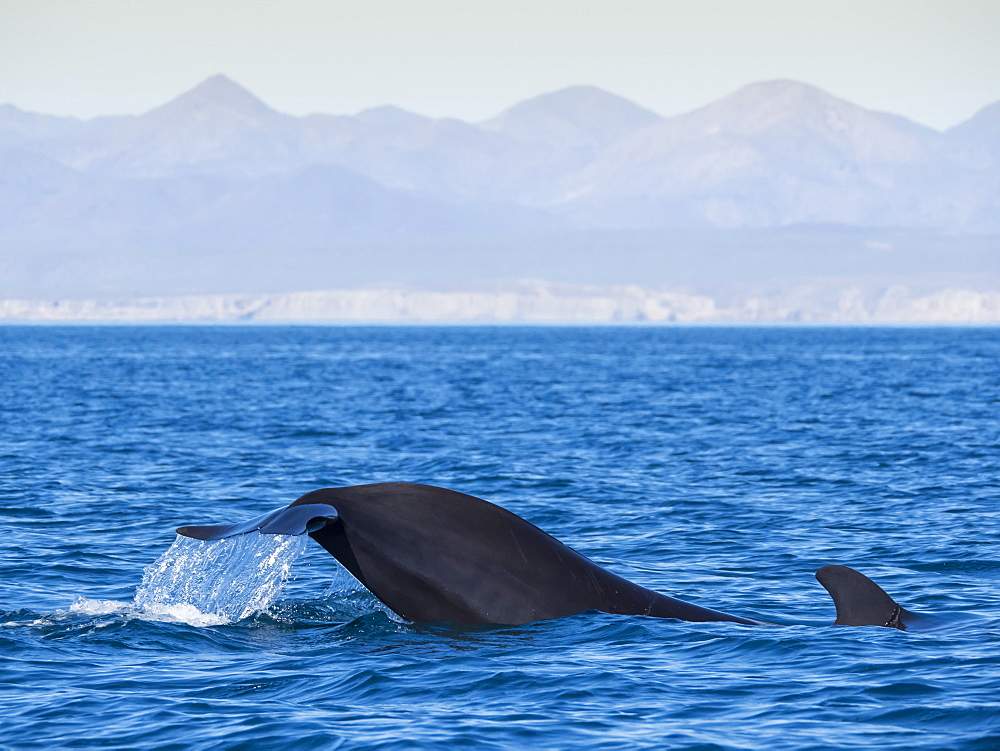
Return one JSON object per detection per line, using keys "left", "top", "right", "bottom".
{"left": 1, "top": 75, "right": 998, "bottom": 299}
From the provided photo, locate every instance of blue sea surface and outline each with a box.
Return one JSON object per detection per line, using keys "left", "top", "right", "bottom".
{"left": 1, "top": 326, "right": 998, "bottom": 749}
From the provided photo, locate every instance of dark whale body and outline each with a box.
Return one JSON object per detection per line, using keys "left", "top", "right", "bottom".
{"left": 177, "top": 482, "right": 914, "bottom": 629}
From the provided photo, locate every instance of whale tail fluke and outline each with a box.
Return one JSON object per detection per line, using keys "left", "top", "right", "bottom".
{"left": 176, "top": 503, "right": 340, "bottom": 541}
{"left": 816, "top": 564, "right": 914, "bottom": 630}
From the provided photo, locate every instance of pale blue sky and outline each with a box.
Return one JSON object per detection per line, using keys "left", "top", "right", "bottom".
{"left": 1, "top": 0, "right": 997, "bottom": 129}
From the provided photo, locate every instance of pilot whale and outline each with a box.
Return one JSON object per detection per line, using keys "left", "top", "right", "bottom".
{"left": 177, "top": 482, "right": 918, "bottom": 629}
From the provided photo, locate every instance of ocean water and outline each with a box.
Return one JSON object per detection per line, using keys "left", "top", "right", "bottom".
{"left": 1, "top": 325, "right": 998, "bottom": 750}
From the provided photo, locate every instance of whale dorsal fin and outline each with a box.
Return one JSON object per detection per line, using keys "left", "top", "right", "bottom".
{"left": 816, "top": 564, "right": 909, "bottom": 630}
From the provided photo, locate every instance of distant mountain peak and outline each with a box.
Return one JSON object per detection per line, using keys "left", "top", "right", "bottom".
{"left": 945, "top": 99, "right": 1000, "bottom": 164}
{"left": 948, "top": 99, "right": 1000, "bottom": 134}
{"left": 486, "top": 85, "right": 660, "bottom": 125}
{"left": 355, "top": 105, "right": 430, "bottom": 128}
{"left": 481, "top": 85, "right": 661, "bottom": 147}
{"left": 508, "top": 84, "right": 649, "bottom": 110}
{"left": 146, "top": 74, "right": 279, "bottom": 121}
{"left": 736, "top": 79, "right": 824, "bottom": 97}
{"left": 669, "top": 78, "right": 938, "bottom": 142}
{"left": 712, "top": 79, "right": 846, "bottom": 116}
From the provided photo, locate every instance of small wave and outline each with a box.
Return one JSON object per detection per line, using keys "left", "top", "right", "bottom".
{"left": 68, "top": 598, "right": 130, "bottom": 616}
{"left": 68, "top": 598, "right": 231, "bottom": 627}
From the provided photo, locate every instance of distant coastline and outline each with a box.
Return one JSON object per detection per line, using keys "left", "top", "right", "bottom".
{"left": 3, "top": 280, "right": 998, "bottom": 324}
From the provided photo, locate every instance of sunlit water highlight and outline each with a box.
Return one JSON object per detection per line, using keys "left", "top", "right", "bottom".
{"left": 133, "top": 533, "right": 308, "bottom": 624}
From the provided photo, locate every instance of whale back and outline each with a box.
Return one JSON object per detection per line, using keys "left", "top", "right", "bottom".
{"left": 298, "top": 483, "right": 656, "bottom": 624}
{"left": 296, "top": 483, "right": 763, "bottom": 626}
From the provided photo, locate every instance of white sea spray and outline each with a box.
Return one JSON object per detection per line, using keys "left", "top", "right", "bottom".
{"left": 133, "top": 533, "right": 309, "bottom": 624}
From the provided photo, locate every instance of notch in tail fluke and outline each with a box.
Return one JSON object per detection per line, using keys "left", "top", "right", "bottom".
{"left": 176, "top": 503, "right": 339, "bottom": 541}
{"left": 816, "top": 564, "right": 915, "bottom": 630}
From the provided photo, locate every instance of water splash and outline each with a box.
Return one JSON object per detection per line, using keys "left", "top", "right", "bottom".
{"left": 134, "top": 533, "right": 309, "bottom": 624}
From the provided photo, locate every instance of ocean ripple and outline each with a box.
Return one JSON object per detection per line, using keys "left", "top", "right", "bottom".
{"left": 1, "top": 326, "right": 998, "bottom": 749}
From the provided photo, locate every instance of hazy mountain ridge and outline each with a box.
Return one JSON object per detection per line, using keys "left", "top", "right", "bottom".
{"left": 1, "top": 76, "right": 997, "bottom": 304}
{"left": 2, "top": 75, "right": 997, "bottom": 241}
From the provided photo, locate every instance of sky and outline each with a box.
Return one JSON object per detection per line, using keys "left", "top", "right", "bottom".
{"left": 1, "top": 0, "right": 998, "bottom": 130}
